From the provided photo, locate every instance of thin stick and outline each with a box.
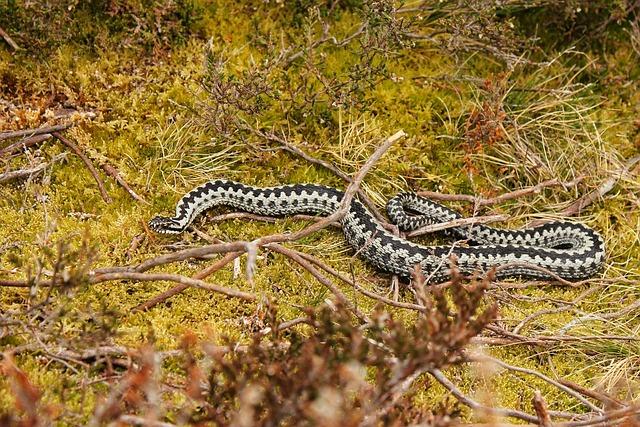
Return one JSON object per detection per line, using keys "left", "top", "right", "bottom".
{"left": 0, "top": 26, "right": 20, "bottom": 51}
{"left": 258, "top": 130, "right": 406, "bottom": 246}
{"left": 293, "top": 248, "right": 426, "bottom": 311}
{"left": 0, "top": 154, "right": 66, "bottom": 183}
{"left": 561, "top": 156, "right": 640, "bottom": 217}
{"left": 52, "top": 132, "right": 111, "bottom": 203}
{"left": 428, "top": 368, "right": 540, "bottom": 423}
{"left": 468, "top": 354, "right": 602, "bottom": 413}
{"left": 417, "top": 177, "right": 584, "bottom": 208}
{"left": 406, "top": 214, "right": 509, "bottom": 237}
{"left": 90, "top": 271, "right": 255, "bottom": 301}
{"left": 249, "top": 126, "right": 388, "bottom": 223}
{"left": 129, "top": 241, "right": 248, "bottom": 273}
{"left": 533, "top": 391, "right": 553, "bottom": 427}
{"left": 0, "top": 124, "right": 71, "bottom": 141}
{"left": 0, "top": 134, "right": 52, "bottom": 157}
{"left": 132, "top": 251, "right": 243, "bottom": 312}
{"left": 100, "top": 163, "right": 148, "bottom": 204}
{"left": 268, "top": 243, "right": 369, "bottom": 322}
{"left": 557, "top": 378, "right": 624, "bottom": 409}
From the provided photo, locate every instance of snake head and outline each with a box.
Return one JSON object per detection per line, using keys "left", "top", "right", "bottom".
{"left": 148, "top": 216, "right": 184, "bottom": 234}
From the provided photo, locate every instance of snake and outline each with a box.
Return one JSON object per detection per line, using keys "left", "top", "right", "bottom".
{"left": 149, "top": 179, "right": 605, "bottom": 283}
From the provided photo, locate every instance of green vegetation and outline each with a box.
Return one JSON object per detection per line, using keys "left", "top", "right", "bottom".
{"left": 1, "top": 0, "right": 639, "bottom": 424}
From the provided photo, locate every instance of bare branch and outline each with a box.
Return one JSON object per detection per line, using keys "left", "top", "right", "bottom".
{"left": 0, "top": 26, "right": 20, "bottom": 51}
{"left": 0, "top": 124, "right": 71, "bottom": 141}
{"left": 52, "top": 131, "right": 112, "bottom": 203}
{"left": 0, "top": 133, "right": 52, "bottom": 158}
{"left": 90, "top": 271, "right": 256, "bottom": 301}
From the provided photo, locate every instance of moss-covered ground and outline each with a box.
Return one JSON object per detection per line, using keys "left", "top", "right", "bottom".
{"left": 1, "top": 0, "right": 639, "bottom": 422}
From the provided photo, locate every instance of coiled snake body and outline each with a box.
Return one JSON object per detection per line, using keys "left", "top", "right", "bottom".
{"left": 149, "top": 180, "right": 605, "bottom": 283}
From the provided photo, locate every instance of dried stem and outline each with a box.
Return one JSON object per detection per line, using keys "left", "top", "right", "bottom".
{"left": 52, "top": 131, "right": 112, "bottom": 203}
{"left": 132, "top": 251, "right": 243, "bottom": 312}
{"left": 100, "top": 162, "right": 148, "bottom": 204}
{"left": 0, "top": 154, "right": 67, "bottom": 183}
{"left": 0, "top": 124, "right": 71, "bottom": 141}
{"left": 90, "top": 272, "right": 256, "bottom": 301}
{"left": 428, "top": 368, "right": 540, "bottom": 423}
{"left": 0, "top": 134, "right": 52, "bottom": 158}
{"left": 0, "top": 26, "right": 20, "bottom": 50}
{"left": 417, "top": 177, "right": 584, "bottom": 210}
{"left": 560, "top": 156, "right": 640, "bottom": 217}
{"left": 268, "top": 243, "right": 369, "bottom": 322}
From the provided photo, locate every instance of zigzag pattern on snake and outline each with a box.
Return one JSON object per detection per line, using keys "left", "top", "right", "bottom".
{"left": 149, "top": 179, "right": 605, "bottom": 283}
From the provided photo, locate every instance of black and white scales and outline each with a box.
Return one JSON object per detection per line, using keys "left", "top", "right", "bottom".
{"left": 149, "top": 180, "right": 605, "bottom": 283}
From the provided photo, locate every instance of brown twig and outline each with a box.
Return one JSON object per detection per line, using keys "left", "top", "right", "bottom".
{"left": 257, "top": 130, "right": 407, "bottom": 246}
{"left": 556, "top": 378, "right": 624, "bottom": 409}
{"left": 0, "top": 26, "right": 20, "bottom": 51}
{"left": 248, "top": 126, "right": 389, "bottom": 223}
{"left": 132, "top": 251, "right": 243, "bottom": 312}
{"left": 90, "top": 271, "right": 256, "bottom": 301}
{"left": 468, "top": 353, "right": 602, "bottom": 413}
{"left": 533, "top": 391, "right": 553, "bottom": 427}
{"left": 561, "top": 156, "right": 640, "bottom": 217}
{"left": 293, "top": 248, "right": 425, "bottom": 311}
{"left": 100, "top": 163, "right": 148, "bottom": 204}
{"left": 428, "top": 368, "right": 540, "bottom": 423}
{"left": 268, "top": 243, "right": 369, "bottom": 322}
{"left": 406, "top": 214, "right": 509, "bottom": 237}
{"left": 130, "top": 241, "right": 248, "bottom": 273}
{"left": 0, "top": 124, "right": 71, "bottom": 141}
{"left": 0, "top": 134, "right": 52, "bottom": 158}
{"left": 52, "top": 131, "right": 111, "bottom": 203}
{"left": 511, "top": 285, "right": 600, "bottom": 335}
{"left": 417, "top": 177, "right": 584, "bottom": 209}
{"left": 0, "top": 154, "right": 66, "bottom": 183}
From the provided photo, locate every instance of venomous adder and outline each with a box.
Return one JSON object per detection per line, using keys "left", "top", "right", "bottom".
{"left": 149, "top": 179, "right": 605, "bottom": 283}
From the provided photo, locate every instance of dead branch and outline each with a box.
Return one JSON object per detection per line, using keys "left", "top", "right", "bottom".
{"left": 468, "top": 354, "right": 602, "bottom": 413}
{"left": 0, "top": 133, "right": 52, "bottom": 158}
{"left": 132, "top": 251, "right": 243, "bottom": 312}
{"left": 268, "top": 243, "right": 369, "bottom": 322}
{"left": 511, "top": 286, "right": 600, "bottom": 334}
{"left": 406, "top": 214, "right": 509, "bottom": 237}
{"left": 561, "top": 155, "right": 640, "bottom": 217}
{"left": 554, "top": 405, "right": 640, "bottom": 427}
{"left": 101, "top": 162, "right": 148, "bottom": 204}
{"left": 258, "top": 129, "right": 406, "bottom": 246}
{"left": 90, "top": 271, "right": 256, "bottom": 301}
{"left": 293, "top": 248, "right": 426, "bottom": 311}
{"left": 0, "top": 26, "right": 20, "bottom": 51}
{"left": 52, "top": 131, "right": 112, "bottom": 203}
{"left": 533, "top": 391, "right": 553, "bottom": 427}
{"left": 558, "top": 298, "right": 640, "bottom": 335}
{"left": 128, "top": 241, "right": 248, "bottom": 273}
{"left": 0, "top": 153, "right": 67, "bottom": 183}
{"left": 428, "top": 368, "right": 540, "bottom": 423}
{"left": 248, "top": 126, "right": 389, "bottom": 223}
{"left": 417, "top": 177, "right": 584, "bottom": 209}
{"left": 125, "top": 233, "right": 146, "bottom": 261}
{"left": 0, "top": 123, "right": 71, "bottom": 141}
{"left": 556, "top": 378, "right": 624, "bottom": 409}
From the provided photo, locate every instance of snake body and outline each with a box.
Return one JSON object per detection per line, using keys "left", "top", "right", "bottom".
{"left": 149, "top": 180, "right": 605, "bottom": 283}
